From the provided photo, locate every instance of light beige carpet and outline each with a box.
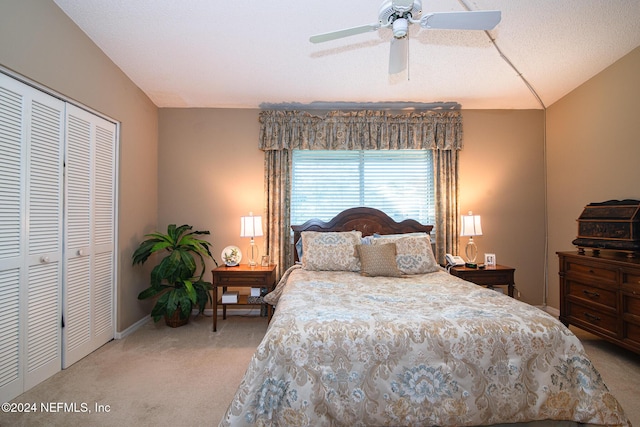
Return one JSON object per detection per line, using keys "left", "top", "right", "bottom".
{"left": 1, "top": 314, "right": 638, "bottom": 427}
{"left": 1, "top": 314, "right": 267, "bottom": 427}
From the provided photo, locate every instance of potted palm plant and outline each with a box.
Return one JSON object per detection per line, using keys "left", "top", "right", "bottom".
{"left": 133, "top": 224, "right": 218, "bottom": 327}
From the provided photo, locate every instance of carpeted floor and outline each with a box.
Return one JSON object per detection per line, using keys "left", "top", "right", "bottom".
{"left": 1, "top": 314, "right": 638, "bottom": 427}
{"left": 0, "top": 314, "right": 267, "bottom": 427}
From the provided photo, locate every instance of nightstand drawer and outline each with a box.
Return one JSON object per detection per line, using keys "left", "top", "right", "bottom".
{"left": 458, "top": 270, "right": 513, "bottom": 285}
{"left": 216, "top": 274, "right": 269, "bottom": 285}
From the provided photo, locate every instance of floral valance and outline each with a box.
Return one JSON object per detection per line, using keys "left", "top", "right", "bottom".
{"left": 259, "top": 110, "right": 463, "bottom": 151}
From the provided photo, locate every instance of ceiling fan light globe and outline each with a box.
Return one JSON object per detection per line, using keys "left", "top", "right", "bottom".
{"left": 392, "top": 18, "right": 409, "bottom": 38}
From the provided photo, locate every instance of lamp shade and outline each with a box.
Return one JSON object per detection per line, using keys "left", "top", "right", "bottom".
{"left": 460, "top": 212, "right": 482, "bottom": 237}
{"left": 240, "top": 214, "right": 263, "bottom": 238}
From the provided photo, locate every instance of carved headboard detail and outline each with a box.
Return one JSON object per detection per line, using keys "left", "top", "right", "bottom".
{"left": 291, "top": 207, "right": 433, "bottom": 263}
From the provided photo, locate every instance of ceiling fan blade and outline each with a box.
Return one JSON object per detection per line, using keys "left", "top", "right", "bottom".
{"left": 420, "top": 10, "right": 501, "bottom": 30}
{"left": 310, "top": 23, "right": 380, "bottom": 43}
{"left": 389, "top": 37, "right": 408, "bottom": 74}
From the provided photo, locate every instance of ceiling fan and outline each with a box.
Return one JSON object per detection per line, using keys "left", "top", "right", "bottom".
{"left": 309, "top": 0, "right": 501, "bottom": 74}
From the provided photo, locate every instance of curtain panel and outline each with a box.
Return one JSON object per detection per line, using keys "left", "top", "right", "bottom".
{"left": 260, "top": 109, "right": 462, "bottom": 275}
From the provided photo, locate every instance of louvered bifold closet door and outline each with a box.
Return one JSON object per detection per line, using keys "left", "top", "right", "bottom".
{"left": 63, "top": 104, "right": 115, "bottom": 368}
{"left": 0, "top": 73, "right": 64, "bottom": 403}
{"left": 0, "top": 74, "right": 25, "bottom": 403}
{"left": 24, "top": 88, "right": 64, "bottom": 390}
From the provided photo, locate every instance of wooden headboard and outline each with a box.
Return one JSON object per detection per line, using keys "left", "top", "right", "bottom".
{"left": 291, "top": 207, "right": 433, "bottom": 262}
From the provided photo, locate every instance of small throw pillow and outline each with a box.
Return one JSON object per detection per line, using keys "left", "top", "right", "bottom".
{"left": 356, "top": 243, "right": 403, "bottom": 277}
{"left": 372, "top": 234, "right": 440, "bottom": 274}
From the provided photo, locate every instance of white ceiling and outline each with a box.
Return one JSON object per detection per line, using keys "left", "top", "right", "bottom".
{"left": 53, "top": 0, "right": 640, "bottom": 110}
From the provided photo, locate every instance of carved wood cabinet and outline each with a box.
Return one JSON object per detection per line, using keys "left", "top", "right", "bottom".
{"left": 558, "top": 251, "right": 640, "bottom": 354}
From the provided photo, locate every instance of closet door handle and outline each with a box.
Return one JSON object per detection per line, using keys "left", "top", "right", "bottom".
{"left": 77, "top": 249, "right": 86, "bottom": 256}
{"left": 40, "top": 256, "right": 50, "bottom": 263}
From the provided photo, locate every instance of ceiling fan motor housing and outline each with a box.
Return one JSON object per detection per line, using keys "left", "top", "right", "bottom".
{"left": 379, "top": 0, "right": 422, "bottom": 26}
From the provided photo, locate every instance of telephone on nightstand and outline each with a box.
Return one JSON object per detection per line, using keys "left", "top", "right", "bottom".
{"left": 445, "top": 254, "right": 465, "bottom": 267}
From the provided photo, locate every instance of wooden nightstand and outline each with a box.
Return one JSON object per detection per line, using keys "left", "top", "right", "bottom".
{"left": 449, "top": 264, "right": 516, "bottom": 297}
{"left": 212, "top": 264, "right": 277, "bottom": 332}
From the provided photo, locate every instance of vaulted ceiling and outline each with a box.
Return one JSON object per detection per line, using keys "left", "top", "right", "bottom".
{"left": 53, "top": 0, "right": 640, "bottom": 109}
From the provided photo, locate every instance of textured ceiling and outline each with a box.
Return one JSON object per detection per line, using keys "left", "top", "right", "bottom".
{"left": 53, "top": 0, "right": 640, "bottom": 109}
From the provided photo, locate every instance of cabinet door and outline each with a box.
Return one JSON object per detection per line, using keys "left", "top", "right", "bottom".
{"left": 0, "top": 74, "right": 64, "bottom": 402}
{"left": 63, "top": 104, "right": 115, "bottom": 368}
{"left": 621, "top": 269, "right": 640, "bottom": 352}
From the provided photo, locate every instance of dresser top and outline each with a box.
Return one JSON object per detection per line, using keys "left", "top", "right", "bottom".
{"left": 557, "top": 250, "right": 640, "bottom": 267}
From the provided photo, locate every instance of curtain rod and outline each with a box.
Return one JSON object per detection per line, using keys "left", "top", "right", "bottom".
{"left": 259, "top": 101, "right": 461, "bottom": 111}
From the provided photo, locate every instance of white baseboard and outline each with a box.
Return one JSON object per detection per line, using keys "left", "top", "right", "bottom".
{"left": 116, "top": 307, "right": 265, "bottom": 339}
{"left": 544, "top": 306, "right": 560, "bottom": 317}
{"left": 115, "top": 316, "right": 150, "bottom": 339}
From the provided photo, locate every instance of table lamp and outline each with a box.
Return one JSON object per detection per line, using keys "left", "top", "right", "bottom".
{"left": 460, "top": 211, "right": 482, "bottom": 267}
{"left": 240, "top": 212, "right": 263, "bottom": 266}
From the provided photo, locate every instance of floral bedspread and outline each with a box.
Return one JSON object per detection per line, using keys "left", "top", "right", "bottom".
{"left": 220, "top": 266, "right": 629, "bottom": 427}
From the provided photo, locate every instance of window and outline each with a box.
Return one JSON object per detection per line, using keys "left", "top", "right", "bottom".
{"left": 291, "top": 149, "right": 434, "bottom": 227}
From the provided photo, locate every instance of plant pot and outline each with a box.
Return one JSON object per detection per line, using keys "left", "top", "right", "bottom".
{"left": 164, "top": 307, "right": 189, "bottom": 328}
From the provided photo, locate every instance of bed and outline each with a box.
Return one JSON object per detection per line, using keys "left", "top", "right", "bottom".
{"left": 220, "top": 207, "right": 629, "bottom": 427}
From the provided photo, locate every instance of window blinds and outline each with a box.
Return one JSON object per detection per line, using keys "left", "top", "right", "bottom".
{"left": 291, "top": 150, "right": 434, "bottom": 227}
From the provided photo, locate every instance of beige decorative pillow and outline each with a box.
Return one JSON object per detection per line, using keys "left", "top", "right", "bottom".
{"left": 372, "top": 234, "right": 440, "bottom": 274}
{"left": 301, "top": 231, "right": 362, "bottom": 271}
{"left": 356, "top": 243, "right": 403, "bottom": 277}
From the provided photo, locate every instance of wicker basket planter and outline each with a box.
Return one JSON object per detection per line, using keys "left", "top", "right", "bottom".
{"left": 164, "top": 306, "right": 189, "bottom": 328}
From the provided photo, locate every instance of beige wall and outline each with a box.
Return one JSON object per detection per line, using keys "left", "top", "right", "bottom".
{"left": 158, "top": 108, "right": 547, "bottom": 305}
{"left": 546, "top": 46, "right": 640, "bottom": 310}
{"left": 158, "top": 108, "right": 263, "bottom": 275}
{"left": 460, "top": 110, "right": 546, "bottom": 304}
{"left": 0, "top": 0, "right": 159, "bottom": 331}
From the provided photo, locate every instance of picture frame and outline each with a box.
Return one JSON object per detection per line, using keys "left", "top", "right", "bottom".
{"left": 484, "top": 253, "right": 496, "bottom": 268}
{"left": 261, "top": 255, "right": 270, "bottom": 267}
